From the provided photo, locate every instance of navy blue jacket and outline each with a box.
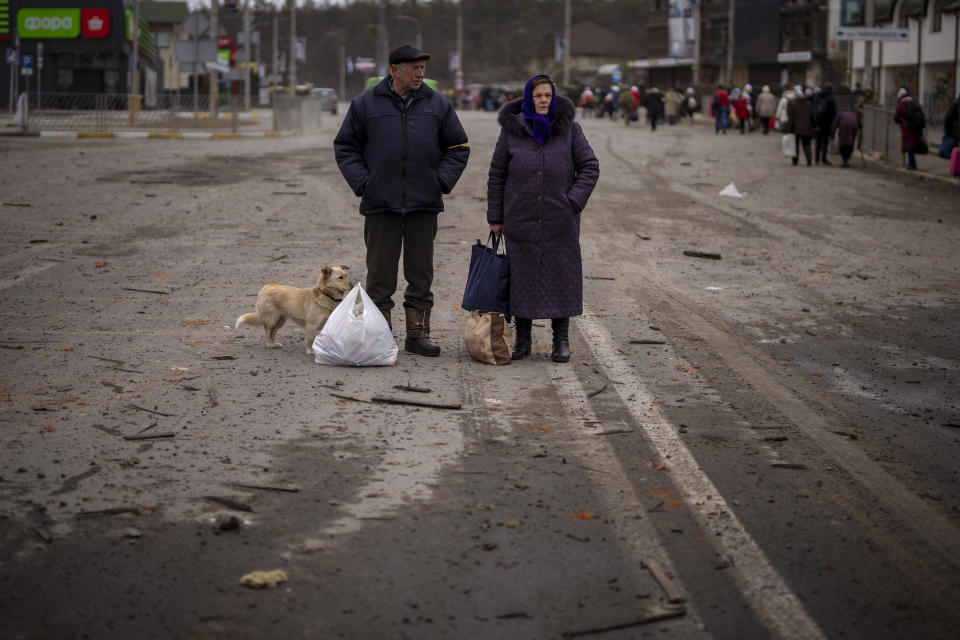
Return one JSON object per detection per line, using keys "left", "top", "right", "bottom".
{"left": 334, "top": 77, "right": 470, "bottom": 215}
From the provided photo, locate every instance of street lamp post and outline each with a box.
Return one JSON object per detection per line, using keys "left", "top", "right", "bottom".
{"left": 129, "top": 0, "right": 141, "bottom": 124}
{"left": 367, "top": 23, "right": 389, "bottom": 77}
{"left": 395, "top": 15, "right": 422, "bottom": 50}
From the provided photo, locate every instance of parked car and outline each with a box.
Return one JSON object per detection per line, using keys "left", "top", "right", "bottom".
{"left": 311, "top": 87, "right": 338, "bottom": 114}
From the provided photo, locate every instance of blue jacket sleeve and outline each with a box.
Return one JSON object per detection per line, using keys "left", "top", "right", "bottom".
{"left": 333, "top": 101, "right": 369, "bottom": 196}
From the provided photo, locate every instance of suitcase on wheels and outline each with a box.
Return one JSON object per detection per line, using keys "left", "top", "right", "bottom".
{"left": 952, "top": 146, "right": 960, "bottom": 177}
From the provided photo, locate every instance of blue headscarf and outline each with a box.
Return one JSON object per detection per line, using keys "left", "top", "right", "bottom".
{"left": 522, "top": 74, "right": 557, "bottom": 145}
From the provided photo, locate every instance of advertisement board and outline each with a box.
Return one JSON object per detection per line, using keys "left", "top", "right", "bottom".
{"left": 17, "top": 8, "right": 81, "bottom": 39}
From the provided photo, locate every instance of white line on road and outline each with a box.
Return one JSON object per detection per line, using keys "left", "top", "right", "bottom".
{"left": 575, "top": 310, "right": 827, "bottom": 640}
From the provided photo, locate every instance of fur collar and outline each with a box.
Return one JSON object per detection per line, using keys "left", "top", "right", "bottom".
{"left": 498, "top": 96, "right": 576, "bottom": 138}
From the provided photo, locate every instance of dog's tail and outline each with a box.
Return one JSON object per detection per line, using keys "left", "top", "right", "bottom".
{"left": 235, "top": 312, "right": 259, "bottom": 329}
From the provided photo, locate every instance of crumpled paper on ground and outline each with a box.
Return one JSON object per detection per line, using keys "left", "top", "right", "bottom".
{"left": 240, "top": 569, "right": 288, "bottom": 589}
{"left": 718, "top": 182, "right": 745, "bottom": 198}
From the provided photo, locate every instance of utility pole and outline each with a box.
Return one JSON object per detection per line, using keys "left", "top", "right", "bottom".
{"left": 693, "top": 0, "right": 701, "bottom": 85}
{"left": 863, "top": 0, "right": 874, "bottom": 90}
{"left": 725, "top": 0, "right": 735, "bottom": 86}
{"left": 272, "top": 13, "right": 278, "bottom": 84}
{"left": 210, "top": 0, "right": 219, "bottom": 118}
{"left": 325, "top": 31, "right": 346, "bottom": 102}
{"left": 243, "top": 0, "right": 251, "bottom": 109}
{"left": 378, "top": 1, "right": 388, "bottom": 77}
{"left": 289, "top": 0, "right": 297, "bottom": 88}
{"left": 562, "top": 0, "right": 570, "bottom": 87}
{"left": 456, "top": 2, "right": 463, "bottom": 76}
{"left": 129, "top": 0, "right": 141, "bottom": 124}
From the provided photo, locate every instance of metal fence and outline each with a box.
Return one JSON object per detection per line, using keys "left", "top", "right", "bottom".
{"left": 10, "top": 92, "right": 256, "bottom": 132}
{"left": 861, "top": 103, "right": 946, "bottom": 164}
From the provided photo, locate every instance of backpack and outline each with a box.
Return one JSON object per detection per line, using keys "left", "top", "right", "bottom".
{"left": 686, "top": 95, "right": 698, "bottom": 110}
{"left": 906, "top": 103, "right": 926, "bottom": 133}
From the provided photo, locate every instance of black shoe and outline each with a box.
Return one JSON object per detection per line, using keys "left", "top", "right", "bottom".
{"left": 512, "top": 318, "right": 532, "bottom": 360}
{"left": 551, "top": 318, "right": 570, "bottom": 363}
{"left": 792, "top": 158, "right": 798, "bottom": 165}
{"left": 822, "top": 160, "right": 832, "bottom": 166}
{"left": 405, "top": 336, "right": 440, "bottom": 357}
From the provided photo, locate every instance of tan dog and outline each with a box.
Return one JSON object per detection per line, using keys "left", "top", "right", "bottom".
{"left": 235, "top": 265, "right": 353, "bottom": 354}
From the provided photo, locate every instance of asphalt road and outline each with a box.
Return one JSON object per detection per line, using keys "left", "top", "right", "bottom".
{"left": 1, "top": 108, "right": 958, "bottom": 639}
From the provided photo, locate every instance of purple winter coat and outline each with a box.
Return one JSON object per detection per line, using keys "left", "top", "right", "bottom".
{"left": 487, "top": 96, "right": 600, "bottom": 319}
{"left": 830, "top": 109, "right": 860, "bottom": 149}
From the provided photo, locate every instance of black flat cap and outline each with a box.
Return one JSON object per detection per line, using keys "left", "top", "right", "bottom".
{"left": 389, "top": 44, "right": 430, "bottom": 65}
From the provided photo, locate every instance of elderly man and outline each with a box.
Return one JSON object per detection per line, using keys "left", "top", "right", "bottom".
{"left": 334, "top": 45, "right": 470, "bottom": 357}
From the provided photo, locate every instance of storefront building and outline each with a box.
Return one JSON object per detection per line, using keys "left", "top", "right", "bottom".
{"left": 1, "top": 0, "right": 157, "bottom": 106}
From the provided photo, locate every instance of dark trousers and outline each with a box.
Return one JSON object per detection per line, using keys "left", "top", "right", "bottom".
{"left": 815, "top": 130, "right": 831, "bottom": 162}
{"left": 760, "top": 117, "right": 770, "bottom": 134}
{"left": 649, "top": 115, "right": 659, "bottom": 131}
{"left": 840, "top": 145, "right": 853, "bottom": 164}
{"left": 363, "top": 211, "right": 438, "bottom": 312}
{"left": 793, "top": 135, "right": 812, "bottom": 165}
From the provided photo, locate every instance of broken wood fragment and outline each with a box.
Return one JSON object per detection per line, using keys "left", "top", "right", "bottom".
{"left": 180, "top": 385, "right": 201, "bottom": 391}
{"left": 393, "top": 384, "right": 431, "bottom": 393}
{"left": 209, "top": 355, "right": 236, "bottom": 361}
{"left": 123, "top": 431, "right": 175, "bottom": 441}
{"left": 121, "top": 287, "right": 170, "bottom": 295}
{"left": 636, "top": 233, "right": 652, "bottom": 240}
{"left": 232, "top": 482, "right": 299, "bottom": 493}
{"left": 771, "top": 462, "right": 807, "bottom": 470}
{"left": 269, "top": 254, "right": 288, "bottom": 262}
{"left": 629, "top": 339, "right": 666, "bottom": 345}
{"left": 586, "top": 383, "right": 608, "bottom": 398}
{"left": 77, "top": 506, "right": 140, "bottom": 517}
{"left": 330, "top": 392, "right": 370, "bottom": 404}
{"left": 644, "top": 557, "right": 685, "bottom": 603}
{"left": 683, "top": 250, "right": 722, "bottom": 260}
{"left": 563, "top": 604, "right": 687, "bottom": 637}
{"left": 592, "top": 428, "right": 633, "bottom": 436}
{"left": 205, "top": 496, "right": 253, "bottom": 512}
{"left": 762, "top": 436, "right": 788, "bottom": 442}
{"left": 127, "top": 404, "right": 175, "bottom": 417}
{"left": 3, "top": 202, "right": 31, "bottom": 207}
{"left": 371, "top": 395, "right": 462, "bottom": 410}
{"left": 584, "top": 275, "right": 615, "bottom": 281}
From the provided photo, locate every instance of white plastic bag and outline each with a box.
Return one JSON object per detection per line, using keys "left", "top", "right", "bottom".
{"left": 781, "top": 133, "right": 797, "bottom": 158}
{"left": 718, "top": 182, "right": 745, "bottom": 198}
{"left": 313, "top": 283, "right": 397, "bottom": 367}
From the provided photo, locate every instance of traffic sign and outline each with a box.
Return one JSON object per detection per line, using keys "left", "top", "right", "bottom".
{"left": 833, "top": 27, "right": 910, "bottom": 42}
{"left": 5, "top": 48, "right": 16, "bottom": 65}
{"left": 21, "top": 53, "right": 33, "bottom": 75}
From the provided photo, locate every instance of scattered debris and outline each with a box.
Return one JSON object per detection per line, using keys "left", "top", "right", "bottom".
{"left": 205, "top": 496, "right": 253, "bottom": 512}
{"left": 563, "top": 604, "right": 687, "bottom": 637}
{"left": 330, "top": 392, "right": 370, "bottom": 404}
{"left": 586, "top": 383, "right": 608, "bottom": 398}
{"left": 495, "top": 612, "right": 531, "bottom": 620}
{"left": 585, "top": 275, "right": 615, "bottom": 281}
{"left": 636, "top": 233, "right": 652, "bottom": 240}
{"left": 123, "top": 431, "right": 175, "bottom": 441}
{"left": 101, "top": 380, "right": 126, "bottom": 393}
{"left": 750, "top": 425, "right": 786, "bottom": 430}
{"left": 121, "top": 287, "right": 170, "bottom": 295}
{"left": 271, "top": 191, "right": 308, "bottom": 196}
{"left": 77, "top": 506, "right": 140, "bottom": 518}
{"left": 217, "top": 515, "right": 242, "bottom": 531}
{"left": 269, "top": 254, "right": 288, "bottom": 262}
{"left": 371, "top": 395, "right": 462, "bottom": 410}
{"left": 566, "top": 533, "right": 591, "bottom": 543}
{"left": 240, "top": 569, "right": 288, "bottom": 589}
{"left": 943, "top": 423, "right": 960, "bottom": 429}
{"left": 208, "top": 387, "right": 219, "bottom": 408}
{"left": 644, "top": 557, "right": 685, "bottom": 603}
{"left": 762, "top": 436, "right": 788, "bottom": 442}
{"left": 629, "top": 339, "right": 666, "bottom": 345}
{"left": 209, "top": 355, "right": 236, "bottom": 361}
{"left": 683, "top": 250, "right": 722, "bottom": 260}
{"left": 122, "top": 528, "right": 143, "bottom": 539}
{"left": 232, "top": 482, "right": 299, "bottom": 493}
{"left": 130, "top": 179, "right": 173, "bottom": 185}
{"left": 35, "top": 528, "right": 53, "bottom": 543}
{"left": 127, "top": 404, "right": 175, "bottom": 417}
{"left": 718, "top": 182, "right": 745, "bottom": 198}
{"left": 393, "top": 384, "right": 431, "bottom": 393}
{"left": 593, "top": 428, "right": 633, "bottom": 436}
{"left": 3, "top": 202, "right": 31, "bottom": 207}
{"left": 29, "top": 239, "right": 49, "bottom": 244}
{"left": 771, "top": 462, "right": 807, "bottom": 470}
{"left": 831, "top": 431, "right": 859, "bottom": 440}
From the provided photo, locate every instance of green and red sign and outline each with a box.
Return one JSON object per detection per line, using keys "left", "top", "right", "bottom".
{"left": 17, "top": 8, "right": 81, "bottom": 39}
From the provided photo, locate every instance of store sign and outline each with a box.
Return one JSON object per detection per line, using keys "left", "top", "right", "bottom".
{"left": 777, "top": 51, "right": 812, "bottom": 63}
{"left": 17, "top": 8, "right": 81, "bottom": 39}
{"left": 81, "top": 8, "right": 110, "bottom": 39}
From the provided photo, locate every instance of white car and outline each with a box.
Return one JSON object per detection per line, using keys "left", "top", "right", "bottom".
{"left": 311, "top": 87, "right": 338, "bottom": 114}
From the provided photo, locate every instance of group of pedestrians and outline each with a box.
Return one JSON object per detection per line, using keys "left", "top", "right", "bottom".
{"left": 579, "top": 85, "right": 701, "bottom": 130}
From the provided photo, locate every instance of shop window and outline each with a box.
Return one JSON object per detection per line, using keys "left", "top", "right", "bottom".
{"left": 154, "top": 30, "right": 171, "bottom": 48}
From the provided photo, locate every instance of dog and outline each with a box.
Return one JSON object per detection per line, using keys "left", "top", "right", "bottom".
{"left": 235, "top": 265, "right": 353, "bottom": 354}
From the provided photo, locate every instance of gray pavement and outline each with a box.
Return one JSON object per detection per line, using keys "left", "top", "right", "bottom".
{"left": 0, "top": 107, "right": 958, "bottom": 639}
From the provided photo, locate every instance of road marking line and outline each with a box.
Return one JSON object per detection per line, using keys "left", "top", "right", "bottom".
{"left": 551, "top": 364, "right": 709, "bottom": 636}
{"left": 576, "top": 310, "right": 827, "bottom": 640}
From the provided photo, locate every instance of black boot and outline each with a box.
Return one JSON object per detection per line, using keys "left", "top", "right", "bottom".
{"left": 551, "top": 318, "right": 570, "bottom": 363}
{"left": 404, "top": 308, "right": 440, "bottom": 357}
{"left": 512, "top": 318, "right": 532, "bottom": 360}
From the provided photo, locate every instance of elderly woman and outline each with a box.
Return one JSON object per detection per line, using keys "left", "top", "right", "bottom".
{"left": 487, "top": 74, "right": 600, "bottom": 363}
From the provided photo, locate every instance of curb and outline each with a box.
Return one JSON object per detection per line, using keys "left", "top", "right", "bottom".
{"left": 31, "top": 130, "right": 293, "bottom": 140}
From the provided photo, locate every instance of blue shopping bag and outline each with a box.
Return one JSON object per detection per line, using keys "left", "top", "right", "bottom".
{"left": 461, "top": 232, "right": 510, "bottom": 318}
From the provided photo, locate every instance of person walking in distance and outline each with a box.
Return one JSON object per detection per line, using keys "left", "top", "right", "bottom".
{"left": 830, "top": 108, "right": 860, "bottom": 168}
{"left": 619, "top": 85, "right": 637, "bottom": 126}
{"left": 893, "top": 87, "right": 925, "bottom": 170}
{"left": 645, "top": 87, "right": 664, "bottom": 131}
{"left": 755, "top": 85, "right": 777, "bottom": 135}
{"left": 486, "top": 74, "right": 600, "bottom": 363}
{"left": 334, "top": 45, "right": 470, "bottom": 356}
{"left": 813, "top": 82, "right": 838, "bottom": 165}
{"left": 786, "top": 85, "right": 816, "bottom": 166}
{"left": 712, "top": 85, "right": 730, "bottom": 134}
